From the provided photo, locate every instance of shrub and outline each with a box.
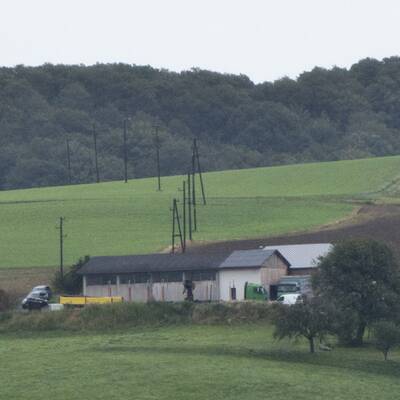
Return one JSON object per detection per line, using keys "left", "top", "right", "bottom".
{"left": 0, "top": 288, "right": 17, "bottom": 312}
{"left": 373, "top": 320, "right": 400, "bottom": 360}
{"left": 0, "top": 301, "right": 273, "bottom": 333}
{"left": 53, "top": 256, "right": 88, "bottom": 294}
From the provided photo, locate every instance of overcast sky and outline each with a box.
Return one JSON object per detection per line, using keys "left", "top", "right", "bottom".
{"left": 1, "top": 0, "right": 399, "bottom": 83}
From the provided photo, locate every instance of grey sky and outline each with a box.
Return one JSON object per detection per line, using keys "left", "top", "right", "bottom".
{"left": 1, "top": 0, "right": 400, "bottom": 83}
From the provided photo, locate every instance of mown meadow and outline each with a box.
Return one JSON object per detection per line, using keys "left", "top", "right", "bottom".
{"left": 0, "top": 323, "right": 399, "bottom": 400}
{"left": 1, "top": 155, "right": 400, "bottom": 268}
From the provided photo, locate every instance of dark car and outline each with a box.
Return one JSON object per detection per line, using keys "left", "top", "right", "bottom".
{"left": 21, "top": 291, "right": 49, "bottom": 310}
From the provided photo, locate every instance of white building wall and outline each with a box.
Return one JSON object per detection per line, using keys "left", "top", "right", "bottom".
{"left": 193, "top": 281, "right": 219, "bottom": 301}
{"left": 84, "top": 284, "right": 118, "bottom": 297}
{"left": 119, "top": 283, "right": 151, "bottom": 302}
{"left": 218, "top": 269, "right": 261, "bottom": 301}
{"left": 152, "top": 282, "right": 185, "bottom": 302}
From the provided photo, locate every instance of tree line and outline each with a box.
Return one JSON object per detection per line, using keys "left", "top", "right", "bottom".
{"left": 1, "top": 57, "right": 400, "bottom": 189}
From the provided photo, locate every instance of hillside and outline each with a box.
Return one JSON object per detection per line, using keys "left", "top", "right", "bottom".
{"left": 2, "top": 57, "right": 400, "bottom": 189}
{"left": 1, "top": 155, "right": 400, "bottom": 269}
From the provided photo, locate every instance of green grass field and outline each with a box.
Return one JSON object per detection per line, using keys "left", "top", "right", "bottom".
{"left": 1, "top": 324, "right": 399, "bottom": 400}
{"left": 1, "top": 155, "right": 400, "bottom": 268}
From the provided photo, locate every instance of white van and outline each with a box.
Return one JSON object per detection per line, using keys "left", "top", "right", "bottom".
{"left": 276, "top": 293, "right": 303, "bottom": 305}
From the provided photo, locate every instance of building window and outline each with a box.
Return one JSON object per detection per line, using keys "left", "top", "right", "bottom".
{"left": 166, "top": 271, "right": 183, "bottom": 282}
{"left": 120, "top": 273, "right": 150, "bottom": 284}
{"left": 190, "top": 271, "right": 216, "bottom": 281}
{"left": 152, "top": 271, "right": 183, "bottom": 283}
{"left": 86, "top": 275, "right": 116, "bottom": 286}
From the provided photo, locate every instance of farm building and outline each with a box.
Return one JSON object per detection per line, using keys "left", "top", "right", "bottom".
{"left": 218, "top": 249, "right": 289, "bottom": 300}
{"left": 262, "top": 243, "right": 332, "bottom": 275}
{"left": 77, "top": 249, "right": 290, "bottom": 302}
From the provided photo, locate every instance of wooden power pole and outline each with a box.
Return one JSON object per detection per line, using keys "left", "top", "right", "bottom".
{"left": 58, "top": 217, "right": 66, "bottom": 279}
{"left": 93, "top": 123, "right": 100, "bottom": 183}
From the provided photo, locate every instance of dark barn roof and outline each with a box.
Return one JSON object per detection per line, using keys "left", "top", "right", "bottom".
{"left": 219, "top": 249, "right": 290, "bottom": 269}
{"left": 77, "top": 252, "right": 230, "bottom": 275}
{"left": 78, "top": 249, "right": 291, "bottom": 275}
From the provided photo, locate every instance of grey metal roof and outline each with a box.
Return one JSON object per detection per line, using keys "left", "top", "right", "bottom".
{"left": 262, "top": 243, "right": 332, "bottom": 269}
{"left": 77, "top": 252, "right": 230, "bottom": 275}
{"left": 219, "top": 249, "right": 290, "bottom": 269}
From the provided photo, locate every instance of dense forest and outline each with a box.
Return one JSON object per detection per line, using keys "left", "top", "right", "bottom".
{"left": 1, "top": 57, "right": 400, "bottom": 189}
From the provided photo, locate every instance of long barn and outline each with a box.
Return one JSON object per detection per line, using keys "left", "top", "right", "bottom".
{"left": 77, "top": 249, "right": 291, "bottom": 302}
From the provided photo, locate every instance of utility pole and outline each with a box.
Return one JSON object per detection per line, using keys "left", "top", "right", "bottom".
{"left": 58, "top": 217, "right": 65, "bottom": 280}
{"left": 187, "top": 172, "right": 192, "bottom": 240}
{"left": 193, "top": 139, "right": 206, "bottom": 205}
{"left": 123, "top": 118, "right": 128, "bottom": 183}
{"left": 93, "top": 123, "right": 100, "bottom": 183}
{"left": 182, "top": 180, "right": 186, "bottom": 252}
{"left": 171, "top": 199, "right": 184, "bottom": 254}
{"left": 66, "top": 138, "right": 72, "bottom": 184}
{"left": 191, "top": 147, "right": 197, "bottom": 231}
{"left": 154, "top": 125, "right": 161, "bottom": 191}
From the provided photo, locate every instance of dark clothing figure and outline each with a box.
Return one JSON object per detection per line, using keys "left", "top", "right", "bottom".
{"left": 183, "top": 280, "right": 195, "bottom": 301}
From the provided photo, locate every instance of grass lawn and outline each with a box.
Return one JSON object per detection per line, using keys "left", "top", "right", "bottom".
{"left": 0, "top": 324, "right": 399, "bottom": 400}
{"left": 1, "top": 155, "right": 400, "bottom": 268}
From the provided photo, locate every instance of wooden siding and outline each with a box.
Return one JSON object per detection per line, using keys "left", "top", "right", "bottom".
{"left": 260, "top": 253, "right": 288, "bottom": 286}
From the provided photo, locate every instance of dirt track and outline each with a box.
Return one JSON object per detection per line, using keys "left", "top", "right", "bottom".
{"left": 188, "top": 204, "right": 400, "bottom": 258}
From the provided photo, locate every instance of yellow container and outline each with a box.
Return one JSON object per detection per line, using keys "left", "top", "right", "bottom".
{"left": 60, "top": 296, "right": 123, "bottom": 305}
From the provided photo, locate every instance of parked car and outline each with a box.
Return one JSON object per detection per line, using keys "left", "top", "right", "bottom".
{"left": 31, "top": 285, "right": 52, "bottom": 299}
{"left": 21, "top": 294, "right": 48, "bottom": 310}
{"left": 276, "top": 293, "right": 303, "bottom": 305}
{"left": 27, "top": 289, "right": 50, "bottom": 301}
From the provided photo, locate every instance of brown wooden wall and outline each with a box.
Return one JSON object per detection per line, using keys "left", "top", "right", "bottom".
{"left": 260, "top": 253, "right": 288, "bottom": 286}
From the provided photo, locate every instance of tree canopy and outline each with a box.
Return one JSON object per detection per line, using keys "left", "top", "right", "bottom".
{"left": 313, "top": 239, "right": 400, "bottom": 345}
{"left": 272, "top": 296, "right": 334, "bottom": 353}
{"left": 2, "top": 58, "right": 400, "bottom": 189}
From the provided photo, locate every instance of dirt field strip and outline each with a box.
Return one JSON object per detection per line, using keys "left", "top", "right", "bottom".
{"left": 189, "top": 204, "right": 400, "bottom": 259}
{"left": 0, "top": 267, "right": 55, "bottom": 297}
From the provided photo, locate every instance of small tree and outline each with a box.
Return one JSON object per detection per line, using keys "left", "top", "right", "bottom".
{"left": 272, "top": 297, "right": 333, "bottom": 353}
{"left": 53, "top": 256, "right": 89, "bottom": 294}
{"left": 373, "top": 321, "right": 400, "bottom": 361}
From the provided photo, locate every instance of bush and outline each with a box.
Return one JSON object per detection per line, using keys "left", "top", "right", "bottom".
{"left": 53, "top": 256, "right": 88, "bottom": 294}
{"left": 373, "top": 320, "right": 400, "bottom": 360}
{"left": 0, "top": 288, "right": 17, "bottom": 312}
{"left": 0, "top": 301, "right": 273, "bottom": 333}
